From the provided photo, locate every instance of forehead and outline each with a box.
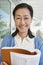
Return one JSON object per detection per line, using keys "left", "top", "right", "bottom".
{"left": 15, "top": 8, "right": 30, "bottom": 16}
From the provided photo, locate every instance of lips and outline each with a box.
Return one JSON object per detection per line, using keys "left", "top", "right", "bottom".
{"left": 19, "top": 25, "right": 26, "bottom": 29}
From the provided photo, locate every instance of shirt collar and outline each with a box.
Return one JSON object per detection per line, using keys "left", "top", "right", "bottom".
{"left": 15, "top": 34, "right": 33, "bottom": 41}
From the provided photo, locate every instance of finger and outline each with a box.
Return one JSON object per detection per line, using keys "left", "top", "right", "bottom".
{"left": 3, "top": 62, "right": 8, "bottom": 65}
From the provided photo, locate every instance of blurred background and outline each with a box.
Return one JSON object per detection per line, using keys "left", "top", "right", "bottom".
{"left": 0, "top": 0, "right": 43, "bottom": 47}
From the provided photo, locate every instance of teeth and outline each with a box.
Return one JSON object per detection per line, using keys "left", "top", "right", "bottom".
{"left": 20, "top": 27, "right": 25, "bottom": 28}
{"left": 19, "top": 25, "right": 26, "bottom": 29}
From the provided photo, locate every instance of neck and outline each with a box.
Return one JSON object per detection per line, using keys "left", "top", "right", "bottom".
{"left": 18, "top": 32, "right": 28, "bottom": 39}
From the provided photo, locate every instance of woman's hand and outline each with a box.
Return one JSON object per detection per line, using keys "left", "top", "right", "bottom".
{"left": 1, "top": 62, "right": 8, "bottom": 65}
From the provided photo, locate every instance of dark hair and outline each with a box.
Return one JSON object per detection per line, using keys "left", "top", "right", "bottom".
{"left": 12, "top": 3, "right": 34, "bottom": 38}
{"left": 13, "top": 3, "right": 33, "bottom": 18}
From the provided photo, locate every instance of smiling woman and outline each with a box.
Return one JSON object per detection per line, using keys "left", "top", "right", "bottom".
{"left": 0, "top": 3, "right": 43, "bottom": 65}
{"left": 12, "top": 3, "right": 34, "bottom": 38}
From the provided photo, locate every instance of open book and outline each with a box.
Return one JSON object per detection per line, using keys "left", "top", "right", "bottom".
{"left": 1, "top": 47, "right": 41, "bottom": 65}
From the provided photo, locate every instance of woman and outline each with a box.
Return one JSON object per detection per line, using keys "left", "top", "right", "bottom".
{"left": 0, "top": 3, "right": 43, "bottom": 65}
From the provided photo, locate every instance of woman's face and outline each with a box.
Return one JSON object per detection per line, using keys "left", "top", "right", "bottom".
{"left": 14, "top": 8, "right": 32, "bottom": 33}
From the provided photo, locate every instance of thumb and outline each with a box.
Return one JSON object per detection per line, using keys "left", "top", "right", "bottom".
{"left": 1, "top": 62, "right": 8, "bottom": 65}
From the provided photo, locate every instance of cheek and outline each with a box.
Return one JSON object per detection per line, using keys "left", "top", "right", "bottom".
{"left": 15, "top": 22, "right": 20, "bottom": 28}
{"left": 14, "top": 19, "right": 19, "bottom": 26}
{"left": 26, "top": 21, "right": 31, "bottom": 26}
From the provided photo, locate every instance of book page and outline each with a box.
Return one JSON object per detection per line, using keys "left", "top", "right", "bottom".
{"left": 10, "top": 52, "right": 27, "bottom": 65}
{"left": 10, "top": 49, "right": 41, "bottom": 65}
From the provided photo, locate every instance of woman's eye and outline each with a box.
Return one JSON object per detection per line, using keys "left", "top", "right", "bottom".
{"left": 17, "top": 18, "right": 20, "bottom": 19}
{"left": 24, "top": 18, "right": 29, "bottom": 19}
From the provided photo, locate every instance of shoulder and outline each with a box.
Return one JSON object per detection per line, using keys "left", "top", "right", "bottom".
{"left": 34, "top": 36, "right": 43, "bottom": 43}
{"left": 2, "top": 34, "right": 13, "bottom": 42}
{"left": 1, "top": 35, "right": 14, "bottom": 48}
{"left": 4, "top": 34, "right": 13, "bottom": 40}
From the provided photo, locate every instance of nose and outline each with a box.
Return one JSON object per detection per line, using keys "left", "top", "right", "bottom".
{"left": 21, "top": 18, "right": 25, "bottom": 25}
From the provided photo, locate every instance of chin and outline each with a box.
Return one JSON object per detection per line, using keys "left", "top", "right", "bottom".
{"left": 19, "top": 30, "right": 27, "bottom": 33}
